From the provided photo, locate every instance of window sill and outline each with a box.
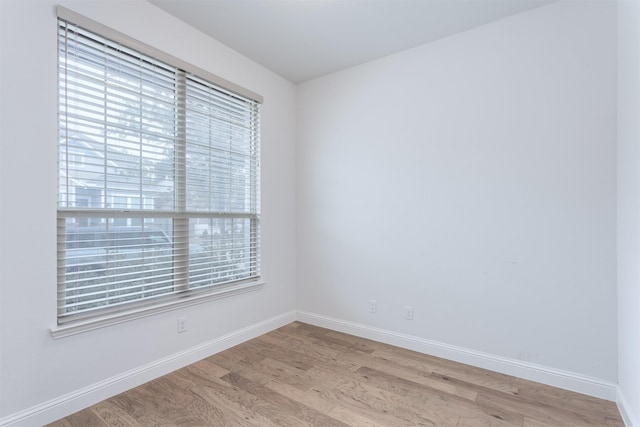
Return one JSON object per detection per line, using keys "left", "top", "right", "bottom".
{"left": 50, "top": 280, "right": 265, "bottom": 339}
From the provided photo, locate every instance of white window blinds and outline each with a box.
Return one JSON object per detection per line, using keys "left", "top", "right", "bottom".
{"left": 57, "top": 11, "right": 261, "bottom": 325}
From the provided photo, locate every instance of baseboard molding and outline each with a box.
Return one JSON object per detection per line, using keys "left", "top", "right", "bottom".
{"left": 296, "top": 311, "right": 618, "bottom": 402}
{"left": 617, "top": 387, "right": 639, "bottom": 427}
{"left": 0, "top": 310, "right": 621, "bottom": 426}
{"left": 0, "top": 311, "right": 296, "bottom": 427}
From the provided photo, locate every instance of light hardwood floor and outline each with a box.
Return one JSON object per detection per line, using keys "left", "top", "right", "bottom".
{"left": 48, "top": 322, "right": 624, "bottom": 426}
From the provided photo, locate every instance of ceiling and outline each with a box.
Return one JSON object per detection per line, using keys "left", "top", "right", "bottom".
{"left": 150, "top": 0, "right": 554, "bottom": 83}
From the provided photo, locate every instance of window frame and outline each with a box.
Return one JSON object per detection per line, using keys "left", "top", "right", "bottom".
{"left": 53, "top": 7, "right": 263, "bottom": 338}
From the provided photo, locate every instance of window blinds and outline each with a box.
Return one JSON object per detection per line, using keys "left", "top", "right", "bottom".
{"left": 57, "top": 11, "right": 261, "bottom": 324}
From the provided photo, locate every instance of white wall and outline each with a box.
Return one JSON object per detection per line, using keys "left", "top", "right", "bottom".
{"left": 297, "top": 0, "right": 617, "bottom": 387}
{"left": 0, "top": 0, "right": 296, "bottom": 424}
{"left": 617, "top": 1, "right": 640, "bottom": 425}
{"left": 0, "top": 0, "right": 628, "bottom": 424}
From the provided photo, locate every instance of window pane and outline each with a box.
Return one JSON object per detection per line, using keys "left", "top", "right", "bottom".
{"left": 60, "top": 218, "right": 175, "bottom": 316}
{"left": 188, "top": 217, "right": 258, "bottom": 288}
{"left": 185, "top": 77, "right": 257, "bottom": 214}
{"left": 58, "top": 23, "right": 176, "bottom": 211}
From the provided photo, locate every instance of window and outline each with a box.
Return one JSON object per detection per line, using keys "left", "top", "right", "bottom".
{"left": 57, "top": 8, "right": 262, "bottom": 328}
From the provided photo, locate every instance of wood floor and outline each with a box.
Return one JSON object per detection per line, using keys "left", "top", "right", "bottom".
{"left": 48, "top": 322, "right": 624, "bottom": 426}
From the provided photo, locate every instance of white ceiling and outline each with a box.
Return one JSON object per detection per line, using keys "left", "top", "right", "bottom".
{"left": 150, "top": 0, "right": 554, "bottom": 83}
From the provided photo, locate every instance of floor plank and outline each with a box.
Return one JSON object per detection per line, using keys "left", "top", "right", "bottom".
{"left": 47, "top": 322, "right": 624, "bottom": 427}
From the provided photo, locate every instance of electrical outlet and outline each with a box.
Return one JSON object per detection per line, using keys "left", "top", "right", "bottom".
{"left": 368, "top": 300, "right": 377, "bottom": 313}
{"left": 404, "top": 306, "right": 413, "bottom": 320}
{"left": 177, "top": 316, "right": 187, "bottom": 333}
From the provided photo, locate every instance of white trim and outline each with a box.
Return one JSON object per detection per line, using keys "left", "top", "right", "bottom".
{"left": 51, "top": 281, "right": 265, "bottom": 339}
{"left": 296, "top": 311, "right": 619, "bottom": 402}
{"left": 1, "top": 310, "right": 622, "bottom": 426}
{"left": 617, "top": 386, "right": 638, "bottom": 427}
{"left": 0, "top": 311, "right": 296, "bottom": 427}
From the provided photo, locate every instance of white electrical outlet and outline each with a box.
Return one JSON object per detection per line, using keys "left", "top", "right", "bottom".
{"left": 178, "top": 316, "right": 187, "bottom": 333}
{"left": 404, "top": 306, "right": 414, "bottom": 320}
{"left": 368, "top": 300, "right": 377, "bottom": 313}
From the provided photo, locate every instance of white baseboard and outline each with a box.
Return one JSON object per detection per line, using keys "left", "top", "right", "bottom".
{"left": 0, "top": 311, "right": 296, "bottom": 427}
{"left": 617, "top": 387, "right": 639, "bottom": 427}
{"left": 0, "top": 310, "right": 622, "bottom": 426}
{"left": 296, "top": 311, "right": 618, "bottom": 402}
